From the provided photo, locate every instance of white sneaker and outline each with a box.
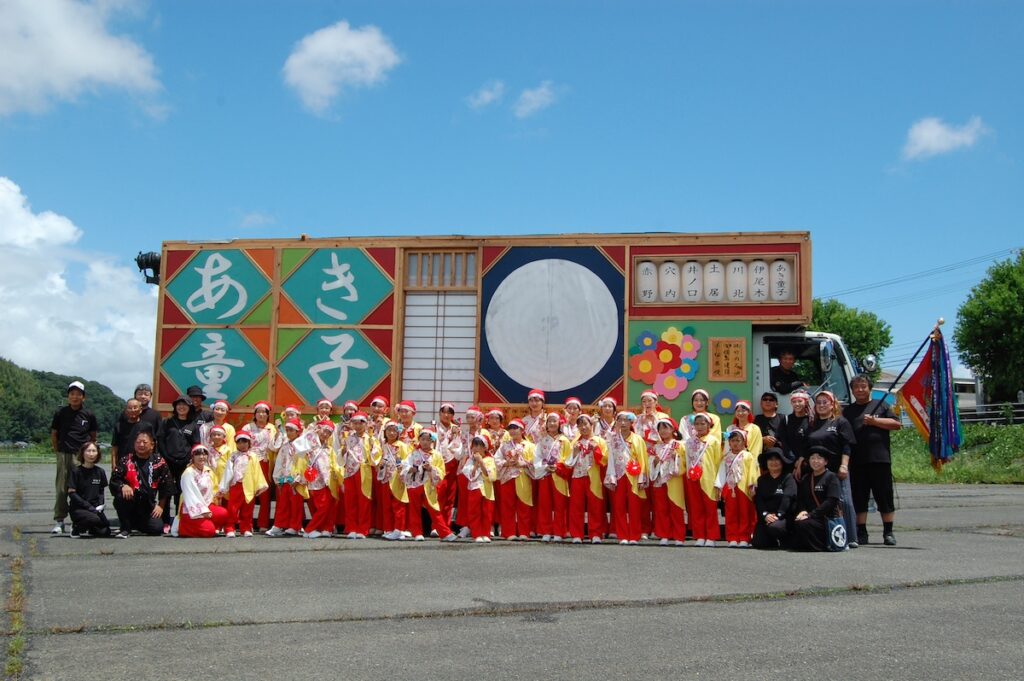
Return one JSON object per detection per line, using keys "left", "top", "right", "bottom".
{"left": 474, "top": 536, "right": 487, "bottom": 543}
{"left": 571, "top": 537, "right": 583, "bottom": 544}
{"left": 541, "top": 535, "right": 552, "bottom": 542}
{"left": 628, "top": 540, "right": 638, "bottom": 545}
{"left": 728, "top": 541, "right": 738, "bottom": 547}
{"left": 641, "top": 534, "right": 649, "bottom": 540}
{"left": 430, "top": 529, "right": 439, "bottom": 538}
{"left": 265, "top": 527, "right": 283, "bottom": 537}
{"left": 458, "top": 526, "right": 471, "bottom": 538}
{"left": 306, "top": 531, "right": 322, "bottom": 539}
{"left": 383, "top": 530, "right": 400, "bottom": 541}
{"left": 619, "top": 540, "right": 629, "bottom": 545}
{"left": 354, "top": 533, "right": 367, "bottom": 539}
{"left": 442, "top": 534, "right": 457, "bottom": 542}
{"left": 508, "top": 535, "right": 519, "bottom": 542}
{"left": 674, "top": 540, "right": 685, "bottom": 547}
{"left": 694, "top": 538, "right": 706, "bottom": 547}
{"left": 518, "top": 535, "right": 530, "bottom": 541}
{"left": 414, "top": 535, "right": 425, "bottom": 542}
{"left": 347, "top": 532, "right": 359, "bottom": 539}
{"left": 659, "top": 538, "right": 669, "bottom": 546}
{"left": 225, "top": 531, "right": 236, "bottom": 538}
{"left": 401, "top": 531, "right": 412, "bottom": 538}
{"left": 705, "top": 540, "right": 716, "bottom": 548}
{"left": 481, "top": 536, "right": 491, "bottom": 542}
{"left": 51, "top": 523, "right": 64, "bottom": 535}
{"left": 283, "top": 528, "right": 298, "bottom": 536}
{"left": 738, "top": 541, "right": 750, "bottom": 548}
{"left": 552, "top": 535, "right": 563, "bottom": 542}
{"left": 243, "top": 531, "right": 253, "bottom": 537}
{"left": 591, "top": 537, "right": 602, "bottom": 544}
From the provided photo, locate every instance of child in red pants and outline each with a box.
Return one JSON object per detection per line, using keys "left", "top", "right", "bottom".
{"left": 715, "top": 427, "right": 759, "bottom": 547}
{"left": 494, "top": 420, "right": 535, "bottom": 540}
{"left": 567, "top": 414, "right": 608, "bottom": 543}
{"left": 266, "top": 418, "right": 314, "bottom": 537}
{"left": 400, "top": 429, "right": 456, "bottom": 541}
{"left": 649, "top": 417, "right": 686, "bottom": 546}
{"left": 380, "top": 421, "right": 412, "bottom": 541}
{"left": 604, "top": 412, "right": 649, "bottom": 545}
{"left": 459, "top": 434, "right": 498, "bottom": 542}
{"left": 175, "top": 445, "right": 230, "bottom": 538}
{"left": 532, "top": 413, "right": 571, "bottom": 541}
{"left": 683, "top": 413, "right": 723, "bottom": 547}
{"left": 300, "top": 420, "right": 339, "bottom": 538}
{"left": 338, "top": 411, "right": 381, "bottom": 539}
{"left": 218, "top": 432, "right": 268, "bottom": 537}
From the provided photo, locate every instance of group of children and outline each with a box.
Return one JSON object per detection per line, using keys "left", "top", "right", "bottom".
{"left": 88, "top": 388, "right": 772, "bottom": 547}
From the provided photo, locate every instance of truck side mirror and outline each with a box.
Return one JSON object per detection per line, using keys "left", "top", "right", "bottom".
{"left": 861, "top": 355, "right": 878, "bottom": 373}
{"left": 819, "top": 340, "right": 833, "bottom": 373}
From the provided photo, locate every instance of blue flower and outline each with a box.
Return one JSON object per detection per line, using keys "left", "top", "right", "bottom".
{"left": 713, "top": 389, "right": 740, "bottom": 414}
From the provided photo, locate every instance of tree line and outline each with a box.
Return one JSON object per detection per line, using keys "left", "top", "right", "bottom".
{"left": 0, "top": 357, "right": 125, "bottom": 443}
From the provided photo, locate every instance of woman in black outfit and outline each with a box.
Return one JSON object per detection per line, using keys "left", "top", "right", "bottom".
{"left": 784, "top": 390, "right": 813, "bottom": 480}
{"left": 790, "top": 447, "right": 842, "bottom": 551}
{"left": 751, "top": 447, "right": 796, "bottom": 549}
{"left": 805, "top": 391, "right": 859, "bottom": 546}
{"left": 157, "top": 395, "right": 200, "bottom": 530}
{"left": 67, "top": 442, "right": 111, "bottom": 537}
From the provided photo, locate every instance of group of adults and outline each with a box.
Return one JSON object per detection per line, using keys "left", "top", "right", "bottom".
{"left": 50, "top": 369, "right": 900, "bottom": 550}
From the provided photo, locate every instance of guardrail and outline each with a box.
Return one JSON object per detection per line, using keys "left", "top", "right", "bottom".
{"left": 959, "top": 402, "right": 1024, "bottom": 425}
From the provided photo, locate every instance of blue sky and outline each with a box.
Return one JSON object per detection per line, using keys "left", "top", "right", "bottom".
{"left": 1, "top": 1, "right": 1020, "bottom": 397}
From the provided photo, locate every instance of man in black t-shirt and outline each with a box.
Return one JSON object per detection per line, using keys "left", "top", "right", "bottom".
{"left": 49, "top": 381, "right": 98, "bottom": 535}
{"left": 843, "top": 375, "right": 901, "bottom": 546}
{"left": 133, "top": 383, "right": 162, "bottom": 434}
{"left": 111, "top": 399, "right": 149, "bottom": 461}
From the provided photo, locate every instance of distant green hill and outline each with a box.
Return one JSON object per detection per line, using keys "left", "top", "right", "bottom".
{"left": 0, "top": 357, "right": 125, "bottom": 443}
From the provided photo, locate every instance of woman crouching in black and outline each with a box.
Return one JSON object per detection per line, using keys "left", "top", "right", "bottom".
{"left": 790, "top": 446, "right": 842, "bottom": 552}
{"left": 751, "top": 447, "right": 796, "bottom": 549}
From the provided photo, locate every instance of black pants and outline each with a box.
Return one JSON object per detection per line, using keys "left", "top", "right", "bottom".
{"left": 751, "top": 518, "right": 789, "bottom": 549}
{"left": 69, "top": 509, "right": 111, "bottom": 536}
{"left": 162, "top": 459, "right": 189, "bottom": 525}
{"left": 113, "top": 495, "right": 164, "bottom": 535}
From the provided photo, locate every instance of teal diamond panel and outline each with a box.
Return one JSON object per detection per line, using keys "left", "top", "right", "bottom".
{"left": 281, "top": 248, "right": 391, "bottom": 324}
{"left": 164, "top": 329, "right": 266, "bottom": 404}
{"left": 165, "top": 250, "right": 270, "bottom": 325}
{"left": 277, "top": 329, "right": 388, "bottom": 404}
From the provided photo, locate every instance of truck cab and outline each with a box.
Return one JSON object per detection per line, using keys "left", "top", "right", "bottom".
{"left": 752, "top": 331, "right": 860, "bottom": 416}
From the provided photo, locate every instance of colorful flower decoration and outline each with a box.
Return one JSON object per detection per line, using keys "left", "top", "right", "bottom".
{"left": 629, "top": 350, "right": 664, "bottom": 384}
{"left": 676, "top": 358, "right": 699, "bottom": 380}
{"left": 679, "top": 334, "right": 701, "bottom": 360}
{"left": 713, "top": 389, "right": 739, "bottom": 414}
{"left": 636, "top": 331, "right": 658, "bottom": 352}
{"left": 654, "top": 341, "right": 682, "bottom": 371}
{"left": 660, "top": 326, "right": 683, "bottom": 347}
{"left": 654, "top": 371, "right": 688, "bottom": 400}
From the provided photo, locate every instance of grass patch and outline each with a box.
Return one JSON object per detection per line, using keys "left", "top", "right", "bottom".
{"left": 4, "top": 551, "right": 27, "bottom": 679}
{"left": 892, "top": 424, "right": 1024, "bottom": 484}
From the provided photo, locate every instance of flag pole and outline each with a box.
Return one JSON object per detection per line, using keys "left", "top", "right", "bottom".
{"left": 871, "top": 318, "right": 945, "bottom": 415}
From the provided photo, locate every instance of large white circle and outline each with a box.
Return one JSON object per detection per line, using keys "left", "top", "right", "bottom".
{"left": 485, "top": 258, "right": 618, "bottom": 392}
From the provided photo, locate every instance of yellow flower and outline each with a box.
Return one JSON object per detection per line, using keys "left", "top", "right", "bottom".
{"left": 661, "top": 326, "right": 683, "bottom": 346}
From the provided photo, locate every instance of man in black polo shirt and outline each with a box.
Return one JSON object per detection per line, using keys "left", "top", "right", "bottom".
{"left": 843, "top": 374, "right": 901, "bottom": 546}
{"left": 50, "top": 381, "right": 98, "bottom": 535}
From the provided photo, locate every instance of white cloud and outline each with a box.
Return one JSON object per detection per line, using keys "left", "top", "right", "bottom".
{"left": 902, "top": 116, "right": 989, "bottom": 161}
{"left": 466, "top": 80, "right": 506, "bottom": 110}
{"left": 514, "top": 80, "right": 558, "bottom": 119}
{"left": 0, "top": 177, "right": 156, "bottom": 398}
{"left": 239, "top": 211, "right": 275, "bottom": 230}
{"left": 283, "top": 20, "right": 401, "bottom": 116}
{"left": 0, "top": 0, "right": 161, "bottom": 116}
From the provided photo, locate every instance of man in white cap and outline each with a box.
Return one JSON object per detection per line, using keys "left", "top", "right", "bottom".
{"left": 49, "top": 381, "right": 98, "bottom": 534}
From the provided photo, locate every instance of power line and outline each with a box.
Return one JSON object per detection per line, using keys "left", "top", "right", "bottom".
{"left": 818, "top": 248, "right": 1017, "bottom": 298}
